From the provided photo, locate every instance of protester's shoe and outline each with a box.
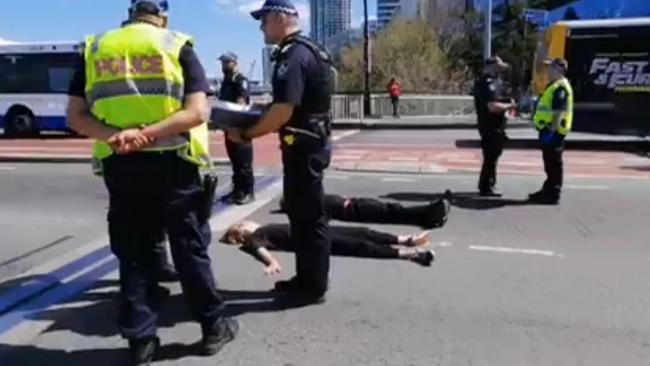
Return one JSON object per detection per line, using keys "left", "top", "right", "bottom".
{"left": 411, "top": 249, "right": 436, "bottom": 267}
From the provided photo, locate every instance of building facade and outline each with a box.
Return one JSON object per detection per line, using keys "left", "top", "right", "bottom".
{"left": 261, "top": 46, "right": 276, "bottom": 87}
{"left": 310, "top": 0, "right": 352, "bottom": 45}
{"left": 377, "top": 0, "right": 402, "bottom": 29}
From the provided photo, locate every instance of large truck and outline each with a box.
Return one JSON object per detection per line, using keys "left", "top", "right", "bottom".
{"left": 531, "top": 17, "right": 650, "bottom": 136}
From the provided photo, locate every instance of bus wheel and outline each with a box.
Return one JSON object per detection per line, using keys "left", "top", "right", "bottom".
{"left": 5, "top": 110, "right": 38, "bottom": 138}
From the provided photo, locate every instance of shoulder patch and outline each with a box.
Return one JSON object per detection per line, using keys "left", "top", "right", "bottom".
{"left": 241, "top": 79, "right": 248, "bottom": 90}
{"left": 276, "top": 62, "right": 289, "bottom": 78}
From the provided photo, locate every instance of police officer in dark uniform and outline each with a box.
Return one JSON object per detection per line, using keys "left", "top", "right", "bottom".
{"left": 67, "top": 1, "right": 237, "bottom": 364}
{"left": 218, "top": 52, "right": 255, "bottom": 205}
{"left": 473, "top": 56, "right": 515, "bottom": 197}
{"left": 228, "top": 0, "right": 333, "bottom": 304}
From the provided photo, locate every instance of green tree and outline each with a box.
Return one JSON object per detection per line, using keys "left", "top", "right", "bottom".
{"left": 337, "top": 21, "right": 461, "bottom": 93}
{"left": 492, "top": 3, "right": 541, "bottom": 96}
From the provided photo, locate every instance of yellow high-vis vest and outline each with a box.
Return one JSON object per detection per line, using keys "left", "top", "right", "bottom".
{"left": 84, "top": 22, "right": 210, "bottom": 173}
{"left": 533, "top": 77, "right": 574, "bottom": 136}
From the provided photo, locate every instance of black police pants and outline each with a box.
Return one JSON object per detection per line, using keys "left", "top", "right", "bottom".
{"left": 541, "top": 137, "right": 565, "bottom": 197}
{"left": 103, "top": 153, "right": 224, "bottom": 341}
{"left": 225, "top": 137, "right": 254, "bottom": 193}
{"left": 325, "top": 195, "right": 436, "bottom": 226}
{"left": 281, "top": 139, "right": 332, "bottom": 295}
{"left": 478, "top": 129, "right": 505, "bottom": 191}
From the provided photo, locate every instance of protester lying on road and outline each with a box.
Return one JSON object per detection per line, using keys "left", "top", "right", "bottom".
{"left": 220, "top": 221, "right": 436, "bottom": 275}
{"left": 278, "top": 192, "right": 452, "bottom": 229}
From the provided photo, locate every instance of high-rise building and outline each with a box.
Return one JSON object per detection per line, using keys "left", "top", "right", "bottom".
{"left": 310, "top": 0, "right": 352, "bottom": 45}
{"left": 377, "top": 0, "right": 402, "bottom": 29}
{"left": 261, "top": 46, "right": 276, "bottom": 87}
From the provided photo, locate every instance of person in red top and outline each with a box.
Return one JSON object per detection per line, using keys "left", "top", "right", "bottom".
{"left": 387, "top": 78, "right": 402, "bottom": 118}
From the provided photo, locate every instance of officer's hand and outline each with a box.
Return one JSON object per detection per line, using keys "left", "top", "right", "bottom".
{"left": 108, "top": 129, "right": 153, "bottom": 154}
{"left": 226, "top": 129, "right": 245, "bottom": 143}
{"left": 263, "top": 261, "right": 282, "bottom": 276}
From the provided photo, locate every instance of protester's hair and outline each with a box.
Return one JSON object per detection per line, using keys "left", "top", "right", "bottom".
{"left": 220, "top": 224, "right": 244, "bottom": 244}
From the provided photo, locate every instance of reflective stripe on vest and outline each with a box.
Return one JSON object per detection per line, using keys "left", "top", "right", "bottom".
{"left": 87, "top": 78, "right": 184, "bottom": 107}
{"left": 533, "top": 77, "right": 574, "bottom": 136}
{"left": 84, "top": 23, "right": 211, "bottom": 173}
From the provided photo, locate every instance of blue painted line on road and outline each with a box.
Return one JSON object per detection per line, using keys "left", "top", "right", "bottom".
{"left": 0, "top": 174, "right": 281, "bottom": 337}
{"left": 0, "top": 257, "right": 118, "bottom": 344}
{"left": 0, "top": 246, "right": 112, "bottom": 316}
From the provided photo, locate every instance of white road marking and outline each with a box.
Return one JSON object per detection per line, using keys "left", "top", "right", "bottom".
{"left": 326, "top": 175, "right": 350, "bottom": 180}
{"left": 0, "top": 166, "right": 15, "bottom": 171}
{"left": 468, "top": 245, "right": 560, "bottom": 258}
{"left": 332, "top": 129, "right": 359, "bottom": 142}
{"left": 433, "top": 241, "right": 453, "bottom": 247}
{"left": 381, "top": 177, "right": 415, "bottom": 183}
{"left": 565, "top": 184, "right": 610, "bottom": 191}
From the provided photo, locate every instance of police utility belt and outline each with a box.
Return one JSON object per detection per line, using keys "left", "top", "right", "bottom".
{"left": 279, "top": 114, "right": 331, "bottom": 149}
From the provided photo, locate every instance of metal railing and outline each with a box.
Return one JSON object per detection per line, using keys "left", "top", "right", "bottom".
{"left": 249, "top": 93, "right": 475, "bottom": 123}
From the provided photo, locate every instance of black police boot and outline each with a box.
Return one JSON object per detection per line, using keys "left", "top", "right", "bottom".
{"left": 479, "top": 187, "right": 503, "bottom": 197}
{"left": 231, "top": 190, "right": 255, "bottom": 205}
{"left": 129, "top": 337, "right": 159, "bottom": 366}
{"left": 155, "top": 263, "right": 179, "bottom": 283}
{"left": 528, "top": 190, "right": 560, "bottom": 205}
{"left": 274, "top": 277, "right": 326, "bottom": 305}
{"left": 200, "top": 317, "right": 239, "bottom": 356}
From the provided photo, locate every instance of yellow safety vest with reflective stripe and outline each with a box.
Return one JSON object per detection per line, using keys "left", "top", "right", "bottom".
{"left": 533, "top": 77, "right": 574, "bottom": 136}
{"left": 84, "top": 22, "right": 210, "bottom": 173}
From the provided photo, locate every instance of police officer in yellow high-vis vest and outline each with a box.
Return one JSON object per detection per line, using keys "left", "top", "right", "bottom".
{"left": 66, "top": 1, "right": 237, "bottom": 364}
{"left": 529, "top": 58, "right": 574, "bottom": 205}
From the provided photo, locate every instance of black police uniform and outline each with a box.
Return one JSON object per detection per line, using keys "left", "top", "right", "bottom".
{"left": 272, "top": 32, "right": 334, "bottom": 297}
{"left": 473, "top": 73, "right": 507, "bottom": 194}
{"left": 68, "top": 32, "right": 229, "bottom": 344}
{"left": 539, "top": 84, "right": 569, "bottom": 199}
{"left": 219, "top": 71, "right": 255, "bottom": 201}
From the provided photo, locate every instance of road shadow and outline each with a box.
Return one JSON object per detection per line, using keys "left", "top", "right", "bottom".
{"left": 0, "top": 279, "right": 300, "bottom": 364}
{"left": 621, "top": 165, "right": 650, "bottom": 172}
{"left": 455, "top": 138, "right": 650, "bottom": 153}
{"left": 382, "top": 191, "right": 531, "bottom": 210}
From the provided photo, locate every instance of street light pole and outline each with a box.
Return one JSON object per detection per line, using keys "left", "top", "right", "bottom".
{"left": 363, "top": 0, "right": 371, "bottom": 115}
{"left": 484, "top": 0, "right": 492, "bottom": 60}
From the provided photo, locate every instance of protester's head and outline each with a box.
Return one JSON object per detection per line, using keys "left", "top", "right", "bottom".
{"left": 129, "top": 0, "right": 169, "bottom": 28}
{"left": 544, "top": 58, "right": 568, "bottom": 81}
{"left": 220, "top": 221, "right": 259, "bottom": 245}
{"left": 250, "top": 0, "right": 301, "bottom": 45}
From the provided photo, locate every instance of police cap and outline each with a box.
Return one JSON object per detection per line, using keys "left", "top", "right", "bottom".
{"left": 250, "top": 0, "right": 299, "bottom": 20}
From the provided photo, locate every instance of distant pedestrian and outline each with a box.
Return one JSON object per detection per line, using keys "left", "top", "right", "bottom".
{"left": 387, "top": 78, "right": 401, "bottom": 118}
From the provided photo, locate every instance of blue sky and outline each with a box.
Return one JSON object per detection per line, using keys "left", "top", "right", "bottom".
{"left": 0, "top": 0, "right": 377, "bottom": 80}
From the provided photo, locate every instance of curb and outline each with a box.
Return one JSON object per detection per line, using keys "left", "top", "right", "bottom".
{"left": 332, "top": 120, "right": 531, "bottom": 130}
{"left": 455, "top": 139, "right": 650, "bottom": 153}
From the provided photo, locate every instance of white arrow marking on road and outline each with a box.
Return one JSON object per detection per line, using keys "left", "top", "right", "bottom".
{"left": 469, "top": 245, "right": 560, "bottom": 258}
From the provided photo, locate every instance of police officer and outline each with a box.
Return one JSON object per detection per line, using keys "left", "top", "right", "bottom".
{"left": 473, "top": 56, "right": 515, "bottom": 197}
{"left": 529, "top": 58, "right": 573, "bottom": 205}
{"left": 228, "top": 0, "right": 333, "bottom": 304}
{"left": 218, "top": 51, "right": 255, "bottom": 205}
{"left": 66, "top": 1, "right": 237, "bottom": 364}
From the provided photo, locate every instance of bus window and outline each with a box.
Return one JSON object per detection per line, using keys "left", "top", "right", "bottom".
{"left": 48, "top": 67, "right": 75, "bottom": 93}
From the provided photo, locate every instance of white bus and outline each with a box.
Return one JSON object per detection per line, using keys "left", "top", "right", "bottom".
{"left": 0, "top": 41, "right": 82, "bottom": 137}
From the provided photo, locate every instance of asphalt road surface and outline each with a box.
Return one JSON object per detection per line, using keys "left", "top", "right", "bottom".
{"left": 0, "top": 128, "right": 648, "bottom": 365}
